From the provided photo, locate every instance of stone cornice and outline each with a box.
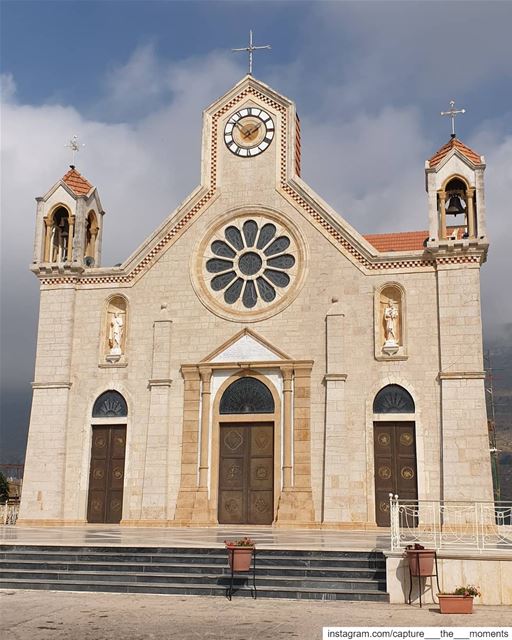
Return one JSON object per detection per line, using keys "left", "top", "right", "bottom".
{"left": 31, "top": 381, "right": 72, "bottom": 389}
{"left": 438, "top": 371, "right": 486, "bottom": 380}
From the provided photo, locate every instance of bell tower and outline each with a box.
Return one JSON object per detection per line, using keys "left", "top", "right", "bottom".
{"left": 423, "top": 107, "right": 493, "bottom": 504}
{"left": 31, "top": 165, "right": 105, "bottom": 273}
{"left": 425, "top": 108, "right": 487, "bottom": 250}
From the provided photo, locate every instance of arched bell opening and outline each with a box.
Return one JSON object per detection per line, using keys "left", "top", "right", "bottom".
{"left": 372, "top": 384, "right": 417, "bottom": 527}
{"left": 87, "top": 390, "right": 128, "bottom": 524}
{"left": 44, "top": 205, "right": 73, "bottom": 262}
{"left": 438, "top": 176, "right": 477, "bottom": 240}
{"left": 214, "top": 373, "right": 279, "bottom": 526}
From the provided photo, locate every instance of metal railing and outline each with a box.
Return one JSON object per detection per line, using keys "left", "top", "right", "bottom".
{"left": 389, "top": 494, "right": 512, "bottom": 552}
{"left": 0, "top": 503, "right": 19, "bottom": 525}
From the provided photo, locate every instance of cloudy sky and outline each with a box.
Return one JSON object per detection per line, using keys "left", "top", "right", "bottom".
{"left": 1, "top": 0, "right": 511, "bottom": 461}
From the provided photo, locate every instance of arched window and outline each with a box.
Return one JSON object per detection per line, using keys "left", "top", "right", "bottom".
{"left": 92, "top": 390, "right": 128, "bottom": 418}
{"left": 440, "top": 176, "right": 477, "bottom": 240}
{"left": 220, "top": 377, "right": 274, "bottom": 414}
{"left": 373, "top": 384, "right": 414, "bottom": 414}
{"left": 45, "top": 206, "right": 71, "bottom": 262}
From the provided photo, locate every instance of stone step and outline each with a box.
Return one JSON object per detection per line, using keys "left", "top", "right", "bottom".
{"left": 0, "top": 578, "right": 389, "bottom": 601}
{"left": 0, "top": 545, "right": 389, "bottom": 602}
{"left": 0, "top": 551, "right": 385, "bottom": 569}
{"left": 0, "top": 559, "right": 385, "bottom": 579}
{"left": 0, "top": 568, "right": 387, "bottom": 591}
{"left": 0, "top": 546, "right": 381, "bottom": 559}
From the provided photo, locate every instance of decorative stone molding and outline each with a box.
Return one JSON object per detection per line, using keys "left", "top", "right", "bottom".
{"left": 438, "top": 371, "right": 486, "bottom": 380}
{"left": 31, "top": 381, "right": 72, "bottom": 389}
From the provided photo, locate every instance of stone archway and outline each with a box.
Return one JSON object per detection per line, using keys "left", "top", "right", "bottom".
{"left": 373, "top": 385, "right": 417, "bottom": 527}
{"left": 87, "top": 391, "right": 127, "bottom": 524}
{"left": 218, "top": 377, "right": 275, "bottom": 524}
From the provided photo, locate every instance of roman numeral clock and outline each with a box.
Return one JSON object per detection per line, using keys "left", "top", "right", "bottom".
{"left": 224, "top": 107, "right": 275, "bottom": 157}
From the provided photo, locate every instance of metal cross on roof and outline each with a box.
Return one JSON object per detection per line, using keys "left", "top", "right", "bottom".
{"left": 232, "top": 30, "right": 271, "bottom": 75}
{"left": 441, "top": 100, "right": 466, "bottom": 138}
{"left": 65, "top": 135, "right": 85, "bottom": 168}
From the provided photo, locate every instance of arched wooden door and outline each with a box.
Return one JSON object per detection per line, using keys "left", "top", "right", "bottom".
{"left": 373, "top": 385, "right": 418, "bottom": 527}
{"left": 218, "top": 377, "right": 275, "bottom": 525}
{"left": 87, "top": 391, "right": 127, "bottom": 524}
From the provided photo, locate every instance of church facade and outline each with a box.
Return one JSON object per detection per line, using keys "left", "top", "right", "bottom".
{"left": 19, "top": 76, "right": 494, "bottom": 528}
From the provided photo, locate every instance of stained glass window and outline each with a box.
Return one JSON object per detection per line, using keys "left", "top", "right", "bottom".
{"left": 373, "top": 385, "right": 415, "bottom": 413}
{"left": 92, "top": 391, "right": 128, "bottom": 417}
{"left": 220, "top": 377, "right": 275, "bottom": 414}
{"left": 207, "top": 220, "right": 295, "bottom": 308}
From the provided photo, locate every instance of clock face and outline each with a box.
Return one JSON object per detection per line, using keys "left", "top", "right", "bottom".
{"left": 224, "top": 107, "right": 275, "bottom": 157}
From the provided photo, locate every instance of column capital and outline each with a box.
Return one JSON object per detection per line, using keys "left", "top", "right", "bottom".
{"left": 198, "top": 366, "right": 213, "bottom": 383}
{"left": 181, "top": 365, "right": 200, "bottom": 380}
{"left": 280, "top": 364, "right": 294, "bottom": 381}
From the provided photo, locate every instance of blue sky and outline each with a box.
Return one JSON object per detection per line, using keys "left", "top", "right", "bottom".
{"left": 1, "top": 0, "right": 512, "bottom": 461}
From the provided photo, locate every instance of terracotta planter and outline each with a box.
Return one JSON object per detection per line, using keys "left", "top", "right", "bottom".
{"left": 226, "top": 545, "right": 253, "bottom": 572}
{"left": 407, "top": 549, "right": 435, "bottom": 576}
{"left": 438, "top": 595, "right": 474, "bottom": 614}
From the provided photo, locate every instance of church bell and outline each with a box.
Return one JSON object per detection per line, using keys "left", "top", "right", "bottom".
{"left": 446, "top": 195, "right": 465, "bottom": 216}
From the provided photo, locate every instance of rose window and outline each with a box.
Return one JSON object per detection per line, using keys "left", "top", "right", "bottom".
{"left": 204, "top": 219, "right": 298, "bottom": 310}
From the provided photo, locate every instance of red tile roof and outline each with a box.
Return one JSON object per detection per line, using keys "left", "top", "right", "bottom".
{"left": 62, "top": 167, "right": 93, "bottom": 196}
{"left": 364, "top": 230, "right": 428, "bottom": 252}
{"left": 428, "top": 137, "right": 482, "bottom": 168}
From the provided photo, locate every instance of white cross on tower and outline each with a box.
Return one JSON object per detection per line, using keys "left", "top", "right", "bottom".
{"left": 441, "top": 100, "right": 466, "bottom": 138}
{"left": 65, "top": 135, "right": 85, "bottom": 168}
{"left": 232, "top": 30, "right": 271, "bottom": 75}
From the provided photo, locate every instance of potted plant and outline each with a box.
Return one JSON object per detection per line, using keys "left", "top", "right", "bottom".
{"left": 224, "top": 537, "right": 255, "bottom": 572}
{"left": 438, "top": 585, "right": 481, "bottom": 614}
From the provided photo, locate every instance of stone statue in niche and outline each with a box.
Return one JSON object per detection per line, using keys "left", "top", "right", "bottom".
{"left": 384, "top": 302, "right": 399, "bottom": 347}
{"left": 108, "top": 312, "right": 124, "bottom": 355}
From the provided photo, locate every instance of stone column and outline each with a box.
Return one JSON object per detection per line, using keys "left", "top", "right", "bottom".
{"left": 138, "top": 318, "right": 173, "bottom": 523}
{"left": 67, "top": 216, "right": 75, "bottom": 262}
{"left": 282, "top": 365, "right": 293, "bottom": 490}
{"left": 467, "top": 188, "right": 475, "bottom": 238}
{"left": 438, "top": 190, "right": 447, "bottom": 239}
{"left": 189, "top": 367, "right": 215, "bottom": 523}
{"left": 323, "top": 305, "right": 350, "bottom": 523}
{"left": 198, "top": 367, "right": 212, "bottom": 489}
{"left": 43, "top": 217, "right": 51, "bottom": 262}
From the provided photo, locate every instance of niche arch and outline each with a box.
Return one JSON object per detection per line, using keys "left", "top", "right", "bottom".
{"left": 102, "top": 294, "right": 129, "bottom": 363}
{"left": 374, "top": 282, "right": 407, "bottom": 360}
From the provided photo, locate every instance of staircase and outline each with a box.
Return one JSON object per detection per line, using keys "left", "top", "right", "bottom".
{"left": 0, "top": 545, "right": 388, "bottom": 601}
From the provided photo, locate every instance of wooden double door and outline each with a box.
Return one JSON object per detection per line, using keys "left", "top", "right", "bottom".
{"left": 87, "top": 425, "right": 127, "bottom": 524}
{"left": 218, "top": 422, "right": 274, "bottom": 525}
{"left": 374, "top": 422, "right": 418, "bottom": 527}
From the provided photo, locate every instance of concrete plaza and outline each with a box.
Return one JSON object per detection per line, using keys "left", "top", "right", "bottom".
{"left": 1, "top": 589, "right": 511, "bottom": 640}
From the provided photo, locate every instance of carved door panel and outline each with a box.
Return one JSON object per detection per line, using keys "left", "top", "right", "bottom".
{"left": 87, "top": 425, "right": 126, "bottom": 524}
{"left": 219, "top": 423, "right": 273, "bottom": 525}
{"left": 374, "top": 422, "right": 417, "bottom": 527}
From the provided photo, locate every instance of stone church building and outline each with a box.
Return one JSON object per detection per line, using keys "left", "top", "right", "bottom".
{"left": 19, "top": 76, "right": 494, "bottom": 528}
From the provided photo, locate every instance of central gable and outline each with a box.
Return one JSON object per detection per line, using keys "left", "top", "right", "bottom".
{"left": 202, "top": 328, "right": 291, "bottom": 363}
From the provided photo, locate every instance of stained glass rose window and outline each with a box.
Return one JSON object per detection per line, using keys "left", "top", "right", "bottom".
{"left": 204, "top": 219, "right": 297, "bottom": 310}
{"left": 193, "top": 213, "right": 306, "bottom": 321}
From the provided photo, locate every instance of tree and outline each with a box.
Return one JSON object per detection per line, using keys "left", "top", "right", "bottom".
{"left": 0, "top": 472, "right": 9, "bottom": 504}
